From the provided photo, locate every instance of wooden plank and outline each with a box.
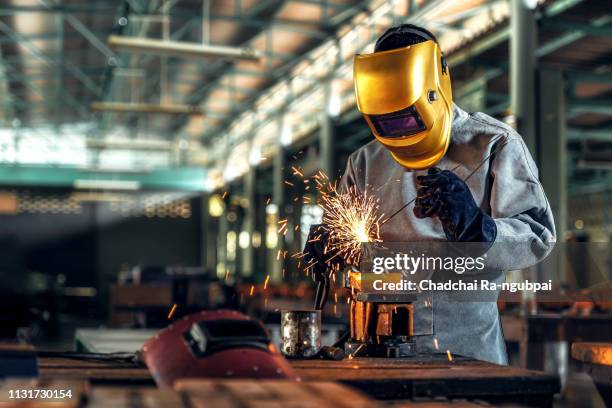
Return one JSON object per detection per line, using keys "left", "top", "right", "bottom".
{"left": 38, "top": 357, "right": 152, "bottom": 384}
{"left": 390, "top": 402, "right": 495, "bottom": 408}
{"left": 571, "top": 342, "right": 612, "bottom": 366}
{"left": 87, "top": 387, "right": 183, "bottom": 408}
{"left": 0, "top": 344, "right": 38, "bottom": 378}
{"left": 0, "top": 379, "right": 88, "bottom": 408}
{"left": 174, "top": 379, "right": 379, "bottom": 408}
{"left": 291, "top": 357, "right": 560, "bottom": 403}
{"left": 173, "top": 379, "right": 219, "bottom": 395}
{"left": 189, "top": 395, "right": 237, "bottom": 408}
{"left": 110, "top": 285, "right": 173, "bottom": 307}
{"left": 305, "top": 382, "right": 373, "bottom": 408}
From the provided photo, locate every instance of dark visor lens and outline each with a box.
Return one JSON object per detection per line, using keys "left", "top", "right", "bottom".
{"left": 370, "top": 106, "right": 425, "bottom": 138}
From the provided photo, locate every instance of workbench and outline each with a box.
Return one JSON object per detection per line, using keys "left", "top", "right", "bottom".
{"left": 502, "top": 313, "right": 612, "bottom": 370}
{"left": 571, "top": 342, "right": 612, "bottom": 406}
{"left": 33, "top": 354, "right": 560, "bottom": 407}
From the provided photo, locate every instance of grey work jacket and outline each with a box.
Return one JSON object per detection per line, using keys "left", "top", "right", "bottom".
{"left": 339, "top": 104, "right": 556, "bottom": 365}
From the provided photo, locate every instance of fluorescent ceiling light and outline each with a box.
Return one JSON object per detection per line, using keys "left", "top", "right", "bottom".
{"left": 91, "top": 101, "right": 204, "bottom": 115}
{"left": 70, "top": 192, "right": 130, "bottom": 202}
{"left": 73, "top": 179, "right": 141, "bottom": 191}
{"left": 107, "top": 35, "right": 261, "bottom": 61}
{"left": 86, "top": 138, "right": 172, "bottom": 151}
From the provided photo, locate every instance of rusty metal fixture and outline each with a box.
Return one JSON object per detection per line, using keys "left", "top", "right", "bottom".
{"left": 344, "top": 267, "right": 418, "bottom": 357}
{"left": 280, "top": 310, "right": 321, "bottom": 359}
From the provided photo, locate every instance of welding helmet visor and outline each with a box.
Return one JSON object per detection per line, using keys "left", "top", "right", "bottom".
{"left": 354, "top": 40, "right": 453, "bottom": 170}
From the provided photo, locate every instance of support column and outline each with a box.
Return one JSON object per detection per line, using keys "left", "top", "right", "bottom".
{"left": 537, "top": 69, "right": 567, "bottom": 281}
{"left": 320, "top": 83, "right": 336, "bottom": 178}
{"left": 217, "top": 198, "right": 229, "bottom": 279}
{"left": 511, "top": 0, "right": 539, "bottom": 324}
{"left": 272, "top": 119, "right": 286, "bottom": 283}
{"left": 254, "top": 185, "right": 267, "bottom": 278}
{"left": 200, "top": 193, "right": 218, "bottom": 275}
{"left": 510, "top": 0, "right": 537, "bottom": 154}
{"left": 242, "top": 167, "right": 256, "bottom": 277}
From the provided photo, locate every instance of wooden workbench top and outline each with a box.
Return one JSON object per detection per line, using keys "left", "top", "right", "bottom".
{"left": 38, "top": 357, "right": 152, "bottom": 384}
{"left": 571, "top": 342, "right": 612, "bottom": 366}
{"left": 291, "top": 356, "right": 560, "bottom": 403}
{"left": 35, "top": 354, "right": 560, "bottom": 406}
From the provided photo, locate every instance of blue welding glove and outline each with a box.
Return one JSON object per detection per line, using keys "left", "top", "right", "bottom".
{"left": 414, "top": 168, "right": 497, "bottom": 243}
{"left": 303, "top": 224, "right": 345, "bottom": 310}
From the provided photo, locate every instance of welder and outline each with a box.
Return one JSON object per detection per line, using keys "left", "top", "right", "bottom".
{"left": 303, "top": 24, "right": 555, "bottom": 365}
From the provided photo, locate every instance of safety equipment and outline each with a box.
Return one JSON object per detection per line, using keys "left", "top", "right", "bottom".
{"left": 141, "top": 310, "right": 297, "bottom": 387}
{"left": 414, "top": 168, "right": 497, "bottom": 243}
{"left": 354, "top": 40, "right": 452, "bottom": 170}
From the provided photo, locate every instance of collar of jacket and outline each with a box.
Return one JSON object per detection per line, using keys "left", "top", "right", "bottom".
{"left": 451, "top": 103, "right": 469, "bottom": 127}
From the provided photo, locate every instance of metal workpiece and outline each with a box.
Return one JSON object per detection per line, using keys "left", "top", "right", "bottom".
{"left": 280, "top": 310, "right": 321, "bottom": 359}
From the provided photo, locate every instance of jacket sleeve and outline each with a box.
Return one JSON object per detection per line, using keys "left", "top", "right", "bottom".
{"left": 486, "top": 135, "right": 556, "bottom": 270}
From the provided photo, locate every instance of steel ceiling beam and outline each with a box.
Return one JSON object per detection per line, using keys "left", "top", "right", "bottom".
{"left": 0, "top": 20, "right": 103, "bottom": 97}
{"left": 175, "top": 0, "right": 374, "bottom": 139}
{"left": 568, "top": 98, "right": 612, "bottom": 116}
{"left": 541, "top": 18, "right": 612, "bottom": 37}
{"left": 0, "top": 30, "right": 115, "bottom": 44}
{"left": 91, "top": 101, "right": 227, "bottom": 118}
{"left": 0, "top": 4, "right": 120, "bottom": 15}
{"left": 165, "top": 0, "right": 295, "bottom": 133}
{"left": 64, "top": 14, "right": 117, "bottom": 60}
{"left": 447, "top": 0, "right": 587, "bottom": 68}
{"left": 0, "top": 48, "right": 16, "bottom": 124}
{"left": 0, "top": 1, "right": 352, "bottom": 15}
{"left": 567, "top": 129, "right": 612, "bottom": 142}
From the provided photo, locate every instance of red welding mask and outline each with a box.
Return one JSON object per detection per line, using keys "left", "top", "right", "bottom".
{"left": 141, "top": 310, "right": 297, "bottom": 387}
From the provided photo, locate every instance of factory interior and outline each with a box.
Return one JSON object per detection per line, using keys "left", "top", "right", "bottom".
{"left": 0, "top": 0, "right": 611, "bottom": 407}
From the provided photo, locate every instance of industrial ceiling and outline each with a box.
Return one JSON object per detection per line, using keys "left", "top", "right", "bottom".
{"left": 0, "top": 0, "right": 610, "bottom": 191}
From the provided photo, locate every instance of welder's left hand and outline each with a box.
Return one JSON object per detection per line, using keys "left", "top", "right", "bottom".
{"left": 303, "top": 224, "right": 345, "bottom": 310}
{"left": 302, "top": 224, "right": 345, "bottom": 280}
{"left": 414, "top": 168, "right": 497, "bottom": 243}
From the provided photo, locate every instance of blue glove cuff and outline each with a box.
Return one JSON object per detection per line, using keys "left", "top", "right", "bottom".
{"left": 456, "top": 211, "right": 497, "bottom": 244}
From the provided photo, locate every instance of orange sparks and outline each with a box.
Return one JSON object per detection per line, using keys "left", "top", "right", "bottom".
{"left": 222, "top": 191, "right": 228, "bottom": 199}
{"left": 264, "top": 275, "right": 270, "bottom": 290}
{"left": 284, "top": 180, "right": 294, "bottom": 186}
{"left": 317, "top": 182, "right": 383, "bottom": 266}
{"left": 291, "top": 166, "right": 304, "bottom": 177}
{"left": 446, "top": 350, "right": 453, "bottom": 362}
{"left": 249, "top": 285, "right": 255, "bottom": 296}
{"left": 167, "top": 304, "right": 177, "bottom": 319}
{"left": 266, "top": 197, "right": 271, "bottom": 205}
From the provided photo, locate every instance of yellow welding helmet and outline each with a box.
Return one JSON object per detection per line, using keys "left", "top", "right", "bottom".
{"left": 354, "top": 40, "right": 452, "bottom": 170}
